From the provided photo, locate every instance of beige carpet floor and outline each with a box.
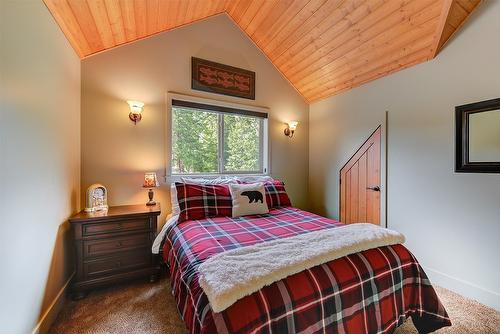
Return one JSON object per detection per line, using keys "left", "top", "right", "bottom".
{"left": 49, "top": 278, "right": 499, "bottom": 334}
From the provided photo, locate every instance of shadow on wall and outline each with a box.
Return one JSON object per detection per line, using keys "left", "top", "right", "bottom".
{"left": 35, "top": 189, "right": 79, "bottom": 333}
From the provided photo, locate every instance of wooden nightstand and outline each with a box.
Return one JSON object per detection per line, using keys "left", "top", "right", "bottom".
{"left": 69, "top": 204, "right": 161, "bottom": 299}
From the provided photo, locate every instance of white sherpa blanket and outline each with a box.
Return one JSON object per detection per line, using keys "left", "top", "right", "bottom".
{"left": 198, "top": 223, "right": 405, "bottom": 312}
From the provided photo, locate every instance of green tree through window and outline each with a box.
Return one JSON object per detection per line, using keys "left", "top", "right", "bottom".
{"left": 171, "top": 102, "right": 265, "bottom": 174}
{"left": 172, "top": 107, "right": 218, "bottom": 174}
{"left": 224, "top": 114, "right": 260, "bottom": 172}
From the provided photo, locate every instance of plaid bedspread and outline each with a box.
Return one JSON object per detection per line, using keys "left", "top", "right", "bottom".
{"left": 162, "top": 207, "right": 450, "bottom": 334}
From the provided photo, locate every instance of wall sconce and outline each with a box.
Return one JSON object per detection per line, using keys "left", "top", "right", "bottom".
{"left": 127, "top": 100, "right": 144, "bottom": 124}
{"left": 284, "top": 121, "right": 299, "bottom": 138}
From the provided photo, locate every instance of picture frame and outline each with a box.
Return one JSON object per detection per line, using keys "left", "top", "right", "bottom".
{"left": 191, "top": 57, "right": 255, "bottom": 100}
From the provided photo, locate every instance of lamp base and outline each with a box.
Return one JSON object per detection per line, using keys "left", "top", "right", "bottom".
{"left": 146, "top": 188, "right": 156, "bottom": 206}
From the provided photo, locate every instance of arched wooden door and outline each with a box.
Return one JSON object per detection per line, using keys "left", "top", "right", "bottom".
{"left": 340, "top": 126, "right": 381, "bottom": 225}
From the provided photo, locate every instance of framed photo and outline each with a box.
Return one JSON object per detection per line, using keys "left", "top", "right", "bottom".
{"left": 192, "top": 57, "right": 255, "bottom": 100}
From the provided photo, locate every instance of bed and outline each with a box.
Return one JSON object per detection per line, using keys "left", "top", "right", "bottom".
{"left": 160, "top": 204, "right": 451, "bottom": 334}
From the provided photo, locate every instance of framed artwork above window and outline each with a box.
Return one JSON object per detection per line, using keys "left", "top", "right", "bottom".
{"left": 166, "top": 93, "right": 269, "bottom": 179}
{"left": 191, "top": 57, "right": 256, "bottom": 100}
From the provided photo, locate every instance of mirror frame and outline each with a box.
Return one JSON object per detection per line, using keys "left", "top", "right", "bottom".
{"left": 455, "top": 97, "right": 500, "bottom": 173}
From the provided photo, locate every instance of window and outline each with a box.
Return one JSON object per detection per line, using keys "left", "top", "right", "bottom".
{"left": 170, "top": 98, "right": 268, "bottom": 175}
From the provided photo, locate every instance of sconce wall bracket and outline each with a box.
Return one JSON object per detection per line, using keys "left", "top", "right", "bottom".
{"left": 129, "top": 112, "right": 142, "bottom": 124}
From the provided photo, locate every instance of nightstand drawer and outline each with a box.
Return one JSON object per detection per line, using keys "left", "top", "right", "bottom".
{"left": 84, "top": 251, "right": 151, "bottom": 279}
{"left": 82, "top": 218, "right": 151, "bottom": 237}
{"left": 83, "top": 234, "right": 150, "bottom": 258}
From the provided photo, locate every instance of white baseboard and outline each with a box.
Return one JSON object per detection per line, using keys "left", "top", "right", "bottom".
{"left": 424, "top": 266, "right": 500, "bottom": 311}
{"left": 32, "top": 272, "right": 75, "bottom": 334}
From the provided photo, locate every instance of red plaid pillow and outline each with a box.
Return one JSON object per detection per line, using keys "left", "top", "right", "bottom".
{"left": 264, "top": 181, "right": 292, "bottom": 208}
{"left": 175, "top": 182, "right": 232, "bottom": 222}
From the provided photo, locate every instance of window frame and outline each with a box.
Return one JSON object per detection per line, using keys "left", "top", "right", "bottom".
{"left": 166, "top": 93, "right": 270, "bottom": 181}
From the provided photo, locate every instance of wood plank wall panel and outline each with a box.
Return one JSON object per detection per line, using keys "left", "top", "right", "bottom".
{"left": 43, "top": 0, "right": 481, "bottom": 101}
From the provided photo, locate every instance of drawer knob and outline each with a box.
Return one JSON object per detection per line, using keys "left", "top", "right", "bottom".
{"left": 116, "top": 261, "right": 122, "bottom": 267}
{"left": 116, "top": 241, "right": 123, "bottom": 247}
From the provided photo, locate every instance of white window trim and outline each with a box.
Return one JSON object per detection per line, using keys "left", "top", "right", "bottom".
{"left": 165, "top": 92, "right": 271, "bottom": 182}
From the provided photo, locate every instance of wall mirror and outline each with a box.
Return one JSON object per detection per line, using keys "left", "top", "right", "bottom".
{"left": 455, "top": 98, "right": 500, "bottom": 173}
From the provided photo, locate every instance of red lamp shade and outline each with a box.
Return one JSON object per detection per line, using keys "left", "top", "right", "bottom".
{"left": 143, "top": 172, "right": 159, "bottom": 188}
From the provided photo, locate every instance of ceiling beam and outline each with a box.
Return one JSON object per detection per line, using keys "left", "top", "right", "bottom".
{"left": 430, "top": 0, "right": 482, "bottom": 59}
{"left": 430, "top": 0, "right": 454, "bottom": 59}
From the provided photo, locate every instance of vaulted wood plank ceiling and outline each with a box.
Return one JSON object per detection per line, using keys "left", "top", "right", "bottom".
{"left": 44, "top": 0, "right": 481, "bottom": 102}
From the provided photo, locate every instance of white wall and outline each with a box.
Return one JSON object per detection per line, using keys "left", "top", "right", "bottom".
{"left": 309, "top": 1, "right": 500, "bottom": 310}
{"left": 81, "top": 14, "right": 310, "bottom": 224}
{"left": 0, "top": 1, "right": 81, "bottom": 333}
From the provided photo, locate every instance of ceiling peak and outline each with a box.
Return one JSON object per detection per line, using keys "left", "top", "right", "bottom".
{"left": 44, "top": 0, "right": 481, "bottom": 102}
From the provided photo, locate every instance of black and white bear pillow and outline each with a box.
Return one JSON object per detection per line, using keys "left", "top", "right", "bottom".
{"left": 229, "top": 183, "right": 269, "bottom": 218}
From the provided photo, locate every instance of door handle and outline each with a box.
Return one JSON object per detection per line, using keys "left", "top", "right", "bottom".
{"left": 366, "top": 186, "right": 380, "bottom": 192}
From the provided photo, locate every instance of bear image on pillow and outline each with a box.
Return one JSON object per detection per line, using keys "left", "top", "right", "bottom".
{"left": 240, "top": 191, "right": 264, "bottom": 203}
{"left": 229, "top": 183, "right": 269, "bottom": 218}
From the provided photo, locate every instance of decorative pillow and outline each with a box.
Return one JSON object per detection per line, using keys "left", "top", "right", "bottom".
{"left": 229, "top": 183, "right": 269, "bottom": 218}
{"left": 264, "top": 181, "right": 292, "bottom": 208}
{"left": 175, "top": 182, "right": 232, "bottom": 222}
{"left": 170, "top": 183, "right": 180, "bottom": 215}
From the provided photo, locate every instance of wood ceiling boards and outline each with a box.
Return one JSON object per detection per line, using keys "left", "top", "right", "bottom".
{"left": 43, "top": 0, "right": 481, "bottom": 102}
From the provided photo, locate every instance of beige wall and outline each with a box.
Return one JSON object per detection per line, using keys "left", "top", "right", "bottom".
{"left": 309, "top": 1, "right": 500, "bottom": 310}
{"left": 81, "top": 14, "right": 309, "bottom": 224}
{"left": 0, "top": 0, "right": 81, "bottom": 333}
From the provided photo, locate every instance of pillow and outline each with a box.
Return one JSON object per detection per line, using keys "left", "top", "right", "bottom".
{"left": 172, "top": 177, "right": 236, "bottom": 215}
{"left": 229, "top": 183, "right": 269, "bottom": 218}
{"left": 175, "top": 182, "right": 232, "bottom": 222}
{"left": 180, "top": 176, "right": 238, "bottom": 185}
{"left": 264, "top": 181, "right": 292, "bottom": 208}
{"left": 170, "top": 183, "right": 180, "bottom": 215}
{"left": 232, "top": 175, "right": 274, "bottom": 183}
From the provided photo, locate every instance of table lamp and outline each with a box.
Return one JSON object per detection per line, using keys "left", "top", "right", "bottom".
{"left": 143, "top": 172, "right": 159, "bottom": 206}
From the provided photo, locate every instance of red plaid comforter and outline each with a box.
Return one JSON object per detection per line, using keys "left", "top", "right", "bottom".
{"left": 162, "top": 207, "right": 450, "bottom": 334}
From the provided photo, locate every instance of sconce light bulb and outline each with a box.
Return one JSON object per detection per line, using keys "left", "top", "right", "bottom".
{"left": 284, "top": 121, "right": 299, "bottom": 138}
{"left": 127, "top": 100, "right": 144, "bottom": 113}
{"left": 288, "top": 121, "right": 299, "bottom": 131}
